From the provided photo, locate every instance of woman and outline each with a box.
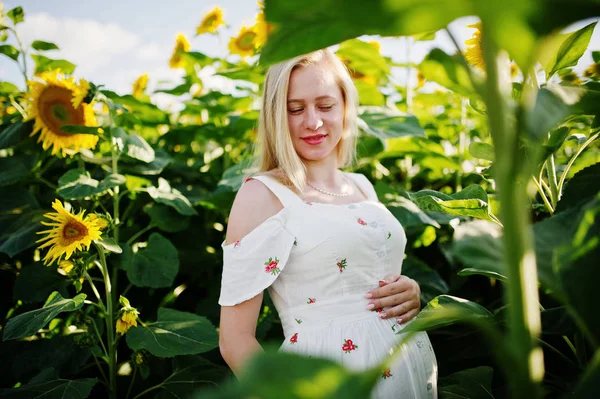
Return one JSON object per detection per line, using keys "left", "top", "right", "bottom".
{"left": 218, "top": 48, "right": 437, "bottom": 398}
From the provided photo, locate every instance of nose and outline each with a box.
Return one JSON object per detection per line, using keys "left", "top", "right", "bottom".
{"left": 304, "top": 107, "right": 323, "bottom": 131}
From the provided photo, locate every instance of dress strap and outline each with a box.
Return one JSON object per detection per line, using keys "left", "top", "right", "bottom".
{"left": 250, "top": 175, "right": 304, "bottom": 207}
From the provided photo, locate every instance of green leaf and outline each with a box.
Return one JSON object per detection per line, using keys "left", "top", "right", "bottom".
{"left": 336, "top": 38, "right": 390, "bottom": 79}
{"left": 31, "top": 54, "right": 76, "bottom": 75}
{"left": 593, "top": 51, "right": 600, "bottom": 64}
{"left": 405, "top": 294, "right": 493, "bottom": 332}
{"left": 419, "top": 48, "right": 475, "bottom": 97}
{"left": 0, "top": 121, "right": 34, "bottom": 149}
{"left": 31, "top": 40, "right": 60, "bottom": 52}
{"left": 125, "top": 149, "right": 172, "bottom": 175}
{"left": 439, "top": 366, "right": 494, "bottom": 399}
{"left": 556, "top": 162, "right": 600, "bottom": 213}
{"left": 154, "top": 82, "right": 192, "bottom": 96}
{"left": 126, "top": 308, "right": 218, "bottom": 357}
{"left": 205, "top": 350, "right": 379, "bottom": 399}
{"left": 145, "top": 204, "right": 190, "bottom": 233}
{"left": 0, "top": 44, "right": 19, "bottom": 61}
{"left": 0, "top": 81, "right": 20, "bottom": 93}
{"left": 0, "top": 210, "right": 46, "bottom": 257}
{"left": 541, "top": 22, "right": 597, "bottom": 78}
{"left": 526, "top": 88, "right": 571, "bottom": 141}
{"left": 147, "top": 178, "right": 197, "bottom": 216}
{"left": 402, "top": 258, "right": 449, "bottom": 303}
{"left": 0, "top": 369, "right": 96, "bottom": 399}
{"left": 3, "top": 292, "right": 86, "bottom": 341}
{"left": 0, "top": 154, "right": 32, "bottom": 186}
{"left": 59, "top": 125, "right": 104, "bottom": 135}
{"left": 556, "top": 196, "right": 600, "bottom": 346}
{"left": 57, "top": 169, "right": 126, "bottom": 199}
{"left": 469, "top": 142, "right": 495, "bottom": 161}
{"left": 7, "top": 6, "right": 25, "bottom": 25}
{"left": 125, "top": 133, "right": 155, "bottom": 163}
{"left": 353, "top": 80, "right": 384, "bottom": 106}
{"left": 13, "top": 263, "right": 69, "bottom": 303}
{"left": 152, "top": 356, "right": 229, "bottom": 397}
{"left": 102, "top": 90, "right": 169, "bottom": 125}
{"left": 573, "top": 350, "right": 600, "bottom": 398}
{"left": 411, "top": 185, "right": 492, "bottom": 221}
{"left": 94, "top": 238, "right": 122, "bottom": 254}
{"left": 385, "top": 196, "right": 441, "bottom": 230}
{"left": 126, "top": 233, "right": 179, "bottom": 288}
{"left": 358, "top": 106, "right": 424, "bottom": 139}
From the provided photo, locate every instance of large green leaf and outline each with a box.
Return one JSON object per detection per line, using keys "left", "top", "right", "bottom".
{"left": 336, "top": 38, "right": 390, "bottom": 79}
{"left": 0, "top": 209, "right": 46, "bottom": 257}
{"left": 556, "top": 195, "right": 600, "bottom": 346}
{"left": 0, "top": 368, "right": 96, "bottom": 399}
{"left": 126, "top": 308, "right": 218, "bottom": 357}
{"left": 469, "top": 141, "right": 495, "bottom": 161}
{"left": 218, "top": 159, "right": 256, "bottom": 192}
{"left": 385, "top": 196, "right": 441, "bottom": 230}
{"left": 111, "top": 127, "right": 155, "bottom": 163}
{"left": 153, "top": 356, "right": 229, "bottom": 398}
{"left": 146, "top": 178, "right": 197, "bottom": 216}
{"left": 540, "top": 22, "right": 597, "bottom": 78}
{"left": 358, "top": 106, "right": 424, "bottom": 139}
{"left": 378, "top": 135, "right": 446, "bottom": 159}
{"left": 144, "top": 204, "right": 191, "bottom": 233}
{"left": 31, "top": 54, "right": 76, "bottom": 75}
{"left": 419, "top": 48, "right": 476, "bottom": 97}
{"left": 13, "top": 263, "right": 69, "bottom": 303}
{"left": 410, "top": 185, "right": 493, "bottom": 221}
{"left": 0, "top": 82, "right": 20, "bottom": 94}
{"left": 103, "top": 90, "right": 169, "bottom": 125}
{"left": 0, "top": 44, "right": 19, "bottom": 61}
{"left": 124, "top": 148, "right": 172, "bottom": 175}
{"left": 57, "top": 169, "right": 126, "bottom": 199}
{"left": 203, "top": 350, "right": 379, "bottom": 399}
{"left": 438, "top": 366, "right": 494, "bottom": 399}
{"left": 3, "top": 292, "right": 86, "bottom": 341}
{"left": 0, "top": 154, "right": 34, "bottom": 186}
{"left": 0, "top": 121, "right": 34, "bottom": 149}
{"left": 526, "top": 88, "right": 571, "bottom": 141}
{"left": 402, "top": 258, "right": 449, "bottom": 303}
{"left": 126, "top": 233, "right": 179, "bottom": 288}
{"left": 6, "top": 6, "right": 25, "bottom": 25}
{"left": 556, "top": 162, "right": 600, "bottom": 213}
{"left": 573, "top": 350, "right": 600, "bottom": 398}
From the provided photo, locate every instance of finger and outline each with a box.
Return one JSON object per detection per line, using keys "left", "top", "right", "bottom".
{"left": 395, "top": 308, "right": 420, "bottom": 324}
{"left": 383, "top": 298, "right": 419, "bottom": 319}
{"left": 367, "top": 291, "right": 414, "bottom": 313}
{"left": 378, "top": 274, "right": 401, "bottom": 287}
{"left": 369, "top": 276, "right": 413, "bottom": 298}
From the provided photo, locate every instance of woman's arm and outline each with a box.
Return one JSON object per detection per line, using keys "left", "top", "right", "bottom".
{"left": 218, "top": 178, "right": 283, "bottom": 376}
{"left": 364, "top": 275, "right": 422, "bottom": 324}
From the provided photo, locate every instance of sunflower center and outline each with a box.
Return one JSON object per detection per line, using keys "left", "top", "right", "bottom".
{"left": 62, "top": 219, "right": 89, "bottom": 243}
{"left": 204, "top": 16, "right": 216, "bottom": 27}
{"left": 39, "top": 86, "right": 85, "bottom": 137}
{"left": 238, "top": 32, "right": 257, "bottom": 50}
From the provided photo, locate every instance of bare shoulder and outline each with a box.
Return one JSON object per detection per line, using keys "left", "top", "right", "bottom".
{"left": 224, "top": 175, "right": 283, "bottom": 245}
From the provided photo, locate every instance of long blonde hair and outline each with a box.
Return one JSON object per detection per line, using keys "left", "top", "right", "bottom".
{"left": 254, "top": 48, "right": 359, "bottom": 191}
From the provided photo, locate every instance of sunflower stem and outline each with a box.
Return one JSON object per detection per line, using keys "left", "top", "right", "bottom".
{"left": 96, "top": 244, "right": 117, "bottom": 399}
{"left": 126, "top": 224, "right": 155, "bottom": 246}
{"left": 8, "top": 26, "right": 29, "bottom": 87}
{"left": 85, "top": 272, "right": 106, "bottom": 312}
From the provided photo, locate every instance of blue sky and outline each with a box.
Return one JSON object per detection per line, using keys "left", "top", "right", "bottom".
{"left": 2, "top": 0, "right": 599, "bottom": 109}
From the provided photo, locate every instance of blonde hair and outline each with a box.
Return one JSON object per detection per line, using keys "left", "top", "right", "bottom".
{"left": 253, "top": 48, "right": 359, "bottom": 191}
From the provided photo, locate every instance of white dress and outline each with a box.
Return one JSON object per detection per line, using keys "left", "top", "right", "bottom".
{"left": 219, "top": 172, "right": 438, "bottom": 398}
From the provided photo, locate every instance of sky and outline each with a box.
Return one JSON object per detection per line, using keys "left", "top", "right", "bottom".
{"left": 2, "top": 0, "right": 600, "bottom": 110}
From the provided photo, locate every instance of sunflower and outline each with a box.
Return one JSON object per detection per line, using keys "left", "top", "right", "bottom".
{"left": 584, "top": 63, "right": 600, "bottom": 79}
{"left": 26, "top": 70, "right": 99, "bottom": 157}
{"left": 36, "top": 199, "right": 103, "bottom": 265}
{"left": 560, "top": 70, "right": 582, "bottom": 85}
{"left": 169, "top": 33, "right": 191, "bottom": 69}
{"left": 116, "top": 296, "right": 140, "bottom": 335}
{"left": 228, "top": 25, "right": 258, "bottom": 58}
{"left": 254, "top": 11, "right": 275, "bottom": 49}
{"left": 465, "top": 22, "right": 485, "bottom": 70}
{"left": 368, "top": 41, "right": 381, "bottom": 53}
{"left": 132, "top": 73, "right": 148, "bottom": 99}
{"left": 196, "top": 7, "right": 225, "bottom": 35}
{"left": 416, "top": 70, "right": 426, "bottom": 88}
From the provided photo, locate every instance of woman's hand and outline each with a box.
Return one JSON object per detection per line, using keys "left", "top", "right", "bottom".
{"left": 364, "top": 275, "right": 422, "bottom": 324}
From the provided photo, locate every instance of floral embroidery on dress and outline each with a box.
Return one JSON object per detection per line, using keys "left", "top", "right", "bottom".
{"left": 307, "top": 298, "right": 316, "bottom": 304}
{"left": 342, "top": 338, "right": 358, "bottom": 353}
{"left": 293, "top": 237, "right": 298, "bottom": 246}
{"left": 244, "top": 177, "right": 254, "bottom": 183}
{"left": 264, "top": 257, "right": 281, "bottom": 275}
{"left": 336, "top": 258, "right": 347, "bottom": 273}
{"left": 370, "top": 307, "right": 384, "bottom": 313}
{"left": 290, "top": 333, "right": 298, "bottom": 344}
{"left": 295, "top": 318, "right": 302, "bottom": 324}
{"left": 387, "top": 232, "right": 391, "bottom": 239}
{"left": 416, "top": 340, "right": 424, "bottom": 348}
{"left": 305, "top": 200, "right": 313, "bottom": 206}
{"left": 370, "top": 221, "right": 379, "bottom": 228}
{"left": 382, "top": 368, "right": 393, "bottom": 379}
{"left": 357, "top": 218, "right": 367, "bottom": 226}
{"left": 233, "top": 240, "right": 241, "bottom": 248}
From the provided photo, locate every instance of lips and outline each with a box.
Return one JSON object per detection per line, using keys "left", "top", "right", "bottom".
{"left": 301, "top": 134, "right": 327, "bottom": 145}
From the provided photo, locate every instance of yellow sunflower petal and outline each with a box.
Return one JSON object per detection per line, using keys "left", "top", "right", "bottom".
{"left": 464, "top": 22, "right": 485, "bottom": 71}
{"left": 196, "top": 7, "right": 225, "bottom": 35}
{"left": 26, "top": 70, "right": 99, "bottom": 157}
{"left": 169, "top": 33, "right": 191, "bottom": 69}
{"left": 132, "top": 73, "right": 149, "bottom": 99}
{"left": 229, "top": 25, "right": 258, "bottom": 58}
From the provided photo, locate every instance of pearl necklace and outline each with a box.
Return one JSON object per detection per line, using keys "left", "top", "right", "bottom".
{"left": 306, "top": 175, "right": 352, "bottom": 197}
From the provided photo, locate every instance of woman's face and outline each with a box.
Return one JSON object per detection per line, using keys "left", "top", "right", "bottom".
{"left": 287, "top": 62, "right": 345, "bottom": 164}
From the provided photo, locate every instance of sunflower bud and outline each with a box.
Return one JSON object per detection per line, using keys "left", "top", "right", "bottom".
{"left": 116, "top": 296, "right": 140, "bottom": 335}
{"left": 87, "top": 213, "right": 110, "bottom": 230}
{"left": 58, "top": 260, "right": 75, "bottom": 274}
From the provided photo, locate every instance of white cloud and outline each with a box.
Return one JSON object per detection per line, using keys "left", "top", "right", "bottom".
{"left": 16, "top": 12, "right": 140, "bottom": 76}
{"left": 136, "top": 43, "right": 163, "bottom": 60}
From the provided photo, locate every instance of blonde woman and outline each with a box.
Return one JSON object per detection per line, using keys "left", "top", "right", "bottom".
{"left": 218, "top": 48, "right": 437, "bottom": 398}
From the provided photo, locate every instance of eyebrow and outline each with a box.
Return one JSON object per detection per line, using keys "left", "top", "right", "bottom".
{"left": 287, "top": 95, "right": 337, "bottom": 103}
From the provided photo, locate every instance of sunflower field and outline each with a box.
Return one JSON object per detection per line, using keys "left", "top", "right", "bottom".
{"left": 1, "top": 1, "right": 600, "bottom": 398}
